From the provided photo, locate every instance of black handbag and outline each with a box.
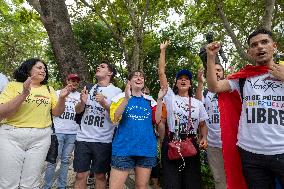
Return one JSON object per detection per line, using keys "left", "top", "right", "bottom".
{"left": 45, "top": 86, "right": 59, "bottom": 164}
{"left": 45, "top": 126, "right": 58, "bottom": 164}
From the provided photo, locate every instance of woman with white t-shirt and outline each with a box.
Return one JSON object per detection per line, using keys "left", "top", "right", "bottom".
{"left": 156, "top": 41, "right": 208, "bottom": 189}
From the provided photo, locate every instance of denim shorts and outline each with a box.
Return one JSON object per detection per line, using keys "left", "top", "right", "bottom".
{"left": 111, "top": 156, "right": 157, "bottom": 170}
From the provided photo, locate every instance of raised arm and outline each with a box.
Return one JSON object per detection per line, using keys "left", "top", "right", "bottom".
{"left": 75, "top": 87, "right": 88, "bottom": 114}
{"left": 52, "top": 84, "right": 72, "bottom": 116}
{"left": 158, "top": 41, "right": 170, "bottom": 89}
{"left": 195, "top": 69, "right": 205, "bottom": 101}
{"left": 206, "top": 42, "right": 231, "bottom": 93}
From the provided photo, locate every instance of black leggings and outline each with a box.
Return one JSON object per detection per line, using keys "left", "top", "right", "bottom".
{"left": 161, "top": 137, "right": 202, "bottom": 189}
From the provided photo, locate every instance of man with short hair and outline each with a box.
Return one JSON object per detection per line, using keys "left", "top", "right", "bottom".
{"left": 74, "top": 61, "right": 121, "bottom": 189}
{"left": 196, "top": 64, "right": 226, "bottom": 189}
{"left": 206, "top": 28, "right": 284, "bottom": 189}
{"left": 43, "top": 74, "right": 81, "bottom": 189}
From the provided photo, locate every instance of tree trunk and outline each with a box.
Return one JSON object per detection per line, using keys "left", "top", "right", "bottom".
{"left": 27, "top": 0, "right": 91, "bottom": 87}
{"left": 131, "top": 33, "right": 144, "bottom": 71}
{"left": 261, "top": 0, "right": 275, "bottom": 31}
{"left": 215, "top": 2, "right": 251, "bottom": 62}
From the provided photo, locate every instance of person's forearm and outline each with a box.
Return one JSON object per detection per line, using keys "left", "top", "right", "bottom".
{"left": 52, "top": 97, "right": 66, "bottom": 116}
{"left": 100, "top": 100, "right": 110, "bottom": 112}
{"left": 206, "top": 54, "right": 219, "bottom": 92}
{"left": 75, "top": 101, "right": 85, "bottom": 114}
{"left": 155, "top": 99, "right": 163, "bottom": 124}
{"left": 113, "top": 98, "right": 129, "bottom": 123}
{"left": 158, "top": 49, "right": 168, "bottom": 88}
{"left": 199, "top": 123, "right": 208, "bottom": 140}
{"left": 195, "top": 82, "right": 204, "bottom": 101}
{"left": 0, "top": 94, "right": 27, "bottom": 118}
{"left": 158, "top": 120, "right": 166, "bottom": 141}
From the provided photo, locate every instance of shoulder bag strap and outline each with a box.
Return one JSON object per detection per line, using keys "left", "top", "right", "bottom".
{"left": 47, "top": 86, "right": 55, "bottom": 134}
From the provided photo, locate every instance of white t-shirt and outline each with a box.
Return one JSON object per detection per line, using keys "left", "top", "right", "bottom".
{"left": 0, "top": 73, "right": 8, "bottom": 93}
{"left": 53, "top": 90, "right": 80, "bottom": 134}
{"left": 76, "top": 84, "right": 122, "bottom": 143}
{"left": 163, "top": 87, "right": 208, "bottom": 134}
{"left": 204, "top": 91, "right": 222, "bottom": 148}
{"left": 229, "top": 73, "right": 284, "bottom": 155}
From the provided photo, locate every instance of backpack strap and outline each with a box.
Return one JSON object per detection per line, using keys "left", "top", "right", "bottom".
{"left": 47, "top": 85, "right": 55, "bottom": 134}
{"left": 239, "top": 78, "right": 246, "bottom": 102}
{"left": 86, "top": 83, "right": 94, "bottom": 93}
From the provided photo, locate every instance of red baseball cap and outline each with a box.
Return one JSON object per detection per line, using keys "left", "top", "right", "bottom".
{"left": 67, "top": 74, "right": 80, "bottom": 81}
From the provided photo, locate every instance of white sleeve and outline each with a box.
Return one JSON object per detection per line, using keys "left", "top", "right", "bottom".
{"left": 56, "top": 90, "right": 61, "bottom": 98}
{"left": 163, "top": 87, "right": 174, "bottom": 111}
{"left": 199, "top": 101, "right": 209, "bottom": 122}
{"left": 0, "top": 74, "right": 9, "bottom": 93}
{"left": 163, "top": 87, "right": 174, "bottom": 102}
{"left": 228, "top": 79, "right": 240, "bottom": 93}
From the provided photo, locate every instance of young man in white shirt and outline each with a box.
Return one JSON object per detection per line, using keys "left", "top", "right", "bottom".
{"left": 74, "top": 61, "right": 121, "bottom": 189}
{"left": 206, "top": 28, "right": 284, "bottom": 189}
{"left": 43, "top": 74, "right": 81, "bottom": 189}
{"left": 196, "top": 65, "right": 226, "bottom": 189}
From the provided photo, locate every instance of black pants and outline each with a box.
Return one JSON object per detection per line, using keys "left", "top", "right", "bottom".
{"left": 238, "top": 147, "right": 284, "bottom": 189}
{"left": 161, "top": 137, "right": 202, "bottom": 189}
{"left": 150, "top": 158, "right": 160, "bottom": 178}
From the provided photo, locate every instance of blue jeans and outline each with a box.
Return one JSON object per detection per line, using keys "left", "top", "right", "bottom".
{"left": 43, "top": 134, "right": 76, "bottom": 189}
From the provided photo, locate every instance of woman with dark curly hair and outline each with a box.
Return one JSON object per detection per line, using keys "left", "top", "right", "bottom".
{"left": 0, "top": 58, "right": 72, "bottom": 189}
{"left": 156, "top": 41, "right": 208, "bottom": 189}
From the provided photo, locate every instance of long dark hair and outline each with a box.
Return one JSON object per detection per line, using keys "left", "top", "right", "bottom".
{"left": 13, "top": 58, "right": 49, "bottom": 85}
{"left": 173, "top": 79, "right": 193, "bottom": 97}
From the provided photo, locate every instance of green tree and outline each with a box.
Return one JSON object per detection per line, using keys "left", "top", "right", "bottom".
{"left": 26, "top": 0, "right": 91, "bottom": 86}
{"left": 184, "top": 0, "right": 283, "bottom": 67}
{"left": 74, "top": 0, "right": 186, "bottom": 72}
{"left": 0, "top": 0, "right": 48, "bottom": 77}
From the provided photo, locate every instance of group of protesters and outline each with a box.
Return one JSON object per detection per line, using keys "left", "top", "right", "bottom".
{"left": 0, "top": 28, "right": 284, "bottom": 189}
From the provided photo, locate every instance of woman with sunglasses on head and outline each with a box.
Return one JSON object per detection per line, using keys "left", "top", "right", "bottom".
{"left": 109, "top": 70, "right": 158, "bottom": 189}
{"left": 155, "top": 41, "right": 208, "bottom": 189}
{"left": 0, "top": 58, "right": 72, "bottom": 189}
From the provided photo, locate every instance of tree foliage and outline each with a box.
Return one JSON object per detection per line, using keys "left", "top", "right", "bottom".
{"left": 1, "top": 0, "right": 283, "bottom": 95}
{"left": 0, "top": 0, "right": 48, "bottom": 77}
{"left": 184, "top": 0, "right": 284, "bottom": 68}
{"left": 73, "top": 0, "right": 187, "bottom": 72}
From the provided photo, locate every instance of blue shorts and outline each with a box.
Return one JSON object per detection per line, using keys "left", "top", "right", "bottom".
{"left": 111, "top": 156, "right": 157, "bottom": 170}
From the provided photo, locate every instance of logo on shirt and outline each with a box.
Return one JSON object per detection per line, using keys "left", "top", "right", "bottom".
{"left": 25, "top": 93, "right": 50, "bottom": 107}
{"left": 248, "top": 77, "right": 283, "bottom": 92}
{"left": 83, "top": 104, "right": 106, "bottom": 128}
{"left": 174, "top": 100, "right": 197, "bottom": 134}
